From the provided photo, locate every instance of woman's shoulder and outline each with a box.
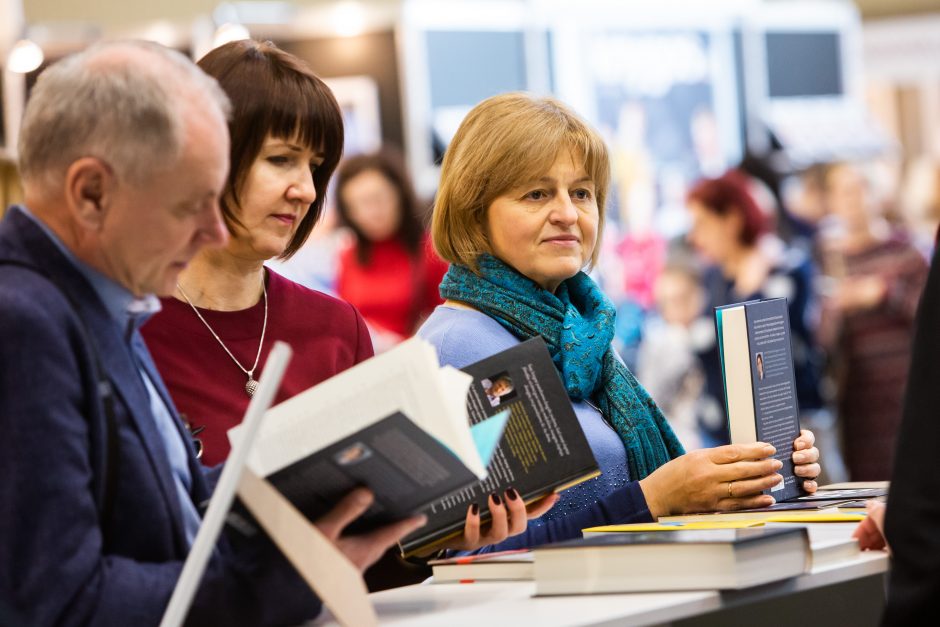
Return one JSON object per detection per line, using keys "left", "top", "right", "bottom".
{"left": 417, "top": 305, "right": 519, "bottom": 369}
{"left": 268, "top": 266, "right": 351, "bottom": 310}
{"left": 266, "top": 267, "right": 373, "bottom": 359}
{"left": 267, "top": 266, "right": 367, "bottom": 333}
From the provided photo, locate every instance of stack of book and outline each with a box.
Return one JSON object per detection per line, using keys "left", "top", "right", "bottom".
{"left": 532, "top": 527, "right": 811, "bottom": 595}
{"left": 430, "top": 549, "right": 534, "bottom": 583}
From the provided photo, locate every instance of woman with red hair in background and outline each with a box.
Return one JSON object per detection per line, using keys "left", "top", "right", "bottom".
{"left": 686, "top": 170, "right": 827, "bottom": 455}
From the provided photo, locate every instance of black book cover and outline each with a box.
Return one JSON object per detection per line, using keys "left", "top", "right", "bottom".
{"left": 266, "top": 411, "right": 479, "bottom": 534}
{"left": 743, "top": 299, "right": 803, "bottom": 502}
{"left": 400, "top": 337, "right": 600, "bottom": 554}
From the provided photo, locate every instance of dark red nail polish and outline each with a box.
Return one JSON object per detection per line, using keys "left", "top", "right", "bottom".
{"left": 470, "top": 503, "right": 479, "bottom": 515}
{"left": 506, "top": 487, "right": 519, "bottom": 501}
{"left": 491, "top": 493, "right": 502, "bottom": 506}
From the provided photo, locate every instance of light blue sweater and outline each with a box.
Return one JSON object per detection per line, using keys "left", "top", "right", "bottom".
{"left": 418, "top": 305, "right": 654, "bottom": 552}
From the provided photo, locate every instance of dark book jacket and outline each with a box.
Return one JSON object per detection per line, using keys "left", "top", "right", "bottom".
{"left": 716, "top": 298, "right": 804, "bottom": 503}
{"left": 400, "top": 337, "right": 600, "bottom": 555}
{"left": 267, "top": 411, "right": 481, "bottom": 534}
{"left": 230, "top": 337, "right": 598, "bottom": 555}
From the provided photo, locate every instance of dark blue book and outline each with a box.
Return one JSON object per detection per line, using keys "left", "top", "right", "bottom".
{"left": 715, "top": 298, "right": 804, "bottom": 503}
{"left": 400, "top": 337, "right": 600, "bottom": 555}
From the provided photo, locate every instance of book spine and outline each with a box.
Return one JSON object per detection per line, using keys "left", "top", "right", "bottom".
{"left": 721, "top": 306, "right": 758, "bottom": 443}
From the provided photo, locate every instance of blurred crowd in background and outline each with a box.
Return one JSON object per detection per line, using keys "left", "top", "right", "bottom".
{"left": 272, "top": 146, "right": 936, "bottom": 486}
{"left": 4, "top": 0, "right": 940, "bottom": 483}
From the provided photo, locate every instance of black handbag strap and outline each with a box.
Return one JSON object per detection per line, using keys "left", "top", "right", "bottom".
{"left": 0, "top": 259, "right": 119, "bottom": 542}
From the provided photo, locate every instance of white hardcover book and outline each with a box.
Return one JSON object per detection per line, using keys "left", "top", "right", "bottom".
{"left": 231, "top": 337, "right": 483, "bottom": 479}
{"left": 533, "top": 527, "right": 810, "bottom": 595}
{"left": 430, "top": 550, "right": 534, "bottom": 583}
{"left": 161, "top": 342, "right": 292, "bottom": 627}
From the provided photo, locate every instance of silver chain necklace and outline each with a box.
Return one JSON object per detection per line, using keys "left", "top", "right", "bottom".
{"left": 176, "top": 280, "right": 268, "bottom": 397}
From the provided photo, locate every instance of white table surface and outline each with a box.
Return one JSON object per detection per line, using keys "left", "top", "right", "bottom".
{"left": 314, "top": 523, "right": 888, "bottom": 627}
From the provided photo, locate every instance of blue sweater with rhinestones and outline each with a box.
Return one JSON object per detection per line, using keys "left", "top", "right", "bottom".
{"left": 418, "top": 305, "right": 654, "bottom": 553}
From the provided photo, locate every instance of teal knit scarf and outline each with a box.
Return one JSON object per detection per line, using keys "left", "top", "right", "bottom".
{"left": 440, "top": 255, "right": 684, "bottom": 480}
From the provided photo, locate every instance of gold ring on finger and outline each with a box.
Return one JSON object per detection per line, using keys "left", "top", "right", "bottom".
{"left": 728, "top": 480, "right": 734, "bottom": 498}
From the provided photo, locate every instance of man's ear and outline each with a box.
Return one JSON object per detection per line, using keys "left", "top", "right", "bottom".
{"left": 63, "top": 157, "right": 116, "bottom": 230}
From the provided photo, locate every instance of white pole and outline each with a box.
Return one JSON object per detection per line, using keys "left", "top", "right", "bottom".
{"left": 160, "top": 341, "right": 293, "bottom": 627}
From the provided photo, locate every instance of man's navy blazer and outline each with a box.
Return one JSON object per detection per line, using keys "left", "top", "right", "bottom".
{"left": 0, "top": 207, "right": 320, "bottom": 626}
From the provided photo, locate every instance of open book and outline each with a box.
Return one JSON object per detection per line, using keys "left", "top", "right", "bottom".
{"left": 228, "top": 338, "right": 504, "bottom": 535}
{"left": 229, "top": 336, "right": 598, "bottom": 554}
{"left": 164, "top": 343, "right": 384, "bottom": 627}
{"left": 400, "top": 337, "right": 600, "bottom": 554}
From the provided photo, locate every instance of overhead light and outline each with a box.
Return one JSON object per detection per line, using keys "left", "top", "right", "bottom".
{"left": 6, "top": 38, "right": 44, "bottom": 73}
{"left": 214, "top": 2, "right": 297, "bottom": 26}
{"left": 332, "top": 1, "right": 365, "bottom": 38}
{"left": 141, "top": 20, "right": 180, "bottom": 48}
{"left": 212, "top": 22, "right": 251, "bottom": 49}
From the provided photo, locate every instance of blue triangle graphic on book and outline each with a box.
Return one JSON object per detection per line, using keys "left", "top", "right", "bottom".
{"left": 471, "top": 409, "right": 510, "bottom": 466}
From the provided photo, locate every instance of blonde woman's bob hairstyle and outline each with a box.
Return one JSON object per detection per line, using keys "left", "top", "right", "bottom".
{"left": 432, "top": 92, "right": 611, "bottom": 272}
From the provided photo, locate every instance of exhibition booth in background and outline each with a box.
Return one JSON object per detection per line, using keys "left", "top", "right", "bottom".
{"left": 1, "top": 0, "right": 939, "bottom": 257}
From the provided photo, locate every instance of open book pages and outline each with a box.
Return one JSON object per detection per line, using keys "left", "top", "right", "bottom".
{"left": 229, "top": 337, "right": 484, "bottom": 479}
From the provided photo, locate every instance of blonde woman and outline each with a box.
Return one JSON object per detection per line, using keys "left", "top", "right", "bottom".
{"left": 418, "top": 93, "right": 822, "bottom": 552}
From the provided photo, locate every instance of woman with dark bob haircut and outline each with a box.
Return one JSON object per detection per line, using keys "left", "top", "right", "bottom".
{"left": 144, "top": 39, "right": 352, "bottom": 466}
{"left": 143, "top": 40, "right": 535, "bottom": 595}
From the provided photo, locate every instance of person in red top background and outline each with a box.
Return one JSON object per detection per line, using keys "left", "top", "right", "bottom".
{"left": 335, "top": 149, "right": 449, "bottom": 351}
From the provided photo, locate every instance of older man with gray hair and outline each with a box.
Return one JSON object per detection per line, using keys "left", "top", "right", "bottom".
{"left": 0, "top": 41, "right": 418, "bottom": 626}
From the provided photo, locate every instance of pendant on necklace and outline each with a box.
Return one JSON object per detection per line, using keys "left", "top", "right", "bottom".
{"left": 245, "top": 376, "right": 259, "bottom": 397}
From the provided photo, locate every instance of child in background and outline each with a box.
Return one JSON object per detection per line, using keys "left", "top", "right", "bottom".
{"left": 636, "top": 259, "right": 725, "bottom": 450}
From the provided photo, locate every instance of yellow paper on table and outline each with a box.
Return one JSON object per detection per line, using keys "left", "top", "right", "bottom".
{"left": 765, "top": 513, "right": 866, "bottom": 523}
{"left": 582, "top": 520, "right": 765, "bottom": 534}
